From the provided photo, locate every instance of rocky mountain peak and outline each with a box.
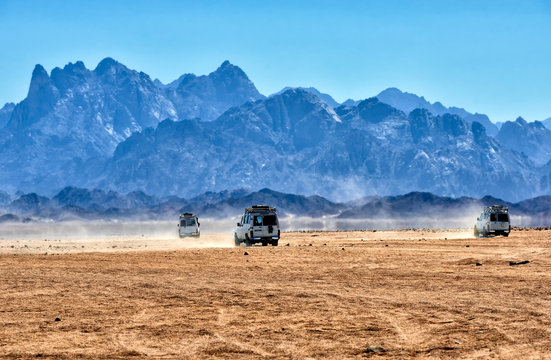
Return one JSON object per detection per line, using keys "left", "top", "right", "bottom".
{"left": 94, "top": 57, "right": 126, "bottom": 75}
{"left": 497, "top": 116, "right": 551, "bottom": 165}
{"left": 31, "top": 64, "right": 49, "bottom": 82}
{"left": 28, "top": 64, "right": 57, "bottom": 98}
{"left": 514, "top": 116, "right": 527, "bottom": 125}
{"left": 377, "top": 87, "right": 498, "bottom": 136}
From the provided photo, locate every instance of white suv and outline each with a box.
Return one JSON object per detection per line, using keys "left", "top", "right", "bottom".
{"left": 474, "top": 205, "right": 511, "bottom": 237}
{"left": 234, "top": 205, "right": 280, "bottom": 246}
{"left": 178, "top": 213, "right": 200, "bottom": 237}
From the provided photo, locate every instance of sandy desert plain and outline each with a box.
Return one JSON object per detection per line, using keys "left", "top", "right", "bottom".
{"left": 1, "top": 221, "right": 550, "bottom": 359}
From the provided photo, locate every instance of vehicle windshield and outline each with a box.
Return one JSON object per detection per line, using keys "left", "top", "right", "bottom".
{"left": 187, "top": 218, "right": 196, "bottom": 226}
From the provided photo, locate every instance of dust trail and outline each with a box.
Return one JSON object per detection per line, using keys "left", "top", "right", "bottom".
{"left": 0, "top": 220, "right": 235, "bottom": 254}
{"left": 281, "top": 214, "right": 481, "bottom": 231}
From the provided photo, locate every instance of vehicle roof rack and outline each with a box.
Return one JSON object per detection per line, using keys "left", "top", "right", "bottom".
{"left": 180, "top": 212, "right": 196, "bottom": 217}
{"left": 484, "top": 205, "right": 508, "bottom": 212}
{"left": 246, "top": 205, "right": 276, "bottom": 213}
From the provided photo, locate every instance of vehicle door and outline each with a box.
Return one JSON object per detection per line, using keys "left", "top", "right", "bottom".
{"left": 262, "top": 214, "right": 278, "bottom": 237}
{"left": 179, "top": 218, "right": 186, "bottom": 236}
{"left": 492, "top": 212, "right": 509, "bottom": 231}
{"left": 186, "top": 217, "right": 197, "bottom": 234}
{"left": 236, "top": 214, "right": 246, "bottom": 239}
{"left": 252, "top": 214, "right": 265, "bottom": 238}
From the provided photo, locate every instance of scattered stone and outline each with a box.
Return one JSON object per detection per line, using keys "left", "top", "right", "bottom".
{"left": 323, "top": 243, "right": 327, "bottom": 246}
{"left": 243, "top": 252, "right": 249, "bottom": 256}
{"left": 365, "top": 345, "right": 386, "bottom": 353}
{"left": 54, "top": 318, "right": 61, "bottom": 322}
{"left": 281, "top": 327, "right": 285, "bottom": 331}
{"left": 286, "top": 243, "right": 290, "bottom": 246}
{"left": 475, "top": 262, "right": 482, "bottom": 266}
{"left": 466, "top": 245, "right": 470, "bottom": 248}
{"left": 385, "top": 244, "right": 388, "bottom": 247}
{"left": 309, "top": 243, "right": 312, "bottom": 246}
{"left": 455, "top": 339, "right": 461, "bottom": 344}
{"left": 341, "top": 247, "right": 345, "bottom": 251}
{"left": 509, "top": 260, "right": 530, "bottom": 266}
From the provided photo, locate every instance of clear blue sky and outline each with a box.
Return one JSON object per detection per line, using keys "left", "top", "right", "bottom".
{"left": 0, "top": 0, "right": 550, "bottom": 123}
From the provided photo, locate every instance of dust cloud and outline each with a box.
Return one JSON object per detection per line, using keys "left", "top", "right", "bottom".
{"left": 4, "top": 206, "right": 525, "bottom": 254}
{"left": 0, "top": 219, "right": 236, "bottom": 254}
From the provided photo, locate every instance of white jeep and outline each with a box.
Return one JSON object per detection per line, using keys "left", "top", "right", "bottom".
{"left": 178, "top": 213, "right": 200, "bottom": 238}
{"left": 234, "top": 205, "right": 280, "bottom": 246}
{"left": 474, "top": 205, "right": 511, "bottom": 237}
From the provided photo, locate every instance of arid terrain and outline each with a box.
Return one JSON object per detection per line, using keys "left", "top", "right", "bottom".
{"left": 1, "top": 225, "right": 550, "bottom": 359}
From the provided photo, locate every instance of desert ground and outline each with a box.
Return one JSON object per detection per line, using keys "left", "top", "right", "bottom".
{"left": 1, "top": 224, "right": 550, "bottom": 359}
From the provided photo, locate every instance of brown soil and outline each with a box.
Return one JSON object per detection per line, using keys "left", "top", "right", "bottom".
{"left": 1, "top": 228, "right": 551, "bottom": 359}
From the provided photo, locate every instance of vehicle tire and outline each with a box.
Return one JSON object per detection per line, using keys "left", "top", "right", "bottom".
{"left": 245, "top": 235, "right": 252, "bottom": 247}
{"left": 272, "top": 239, "right": 278, "bottom": 246}
{"left": 234, "top": 234, "right": 241, "bottom": 247}
{"left": 503, "top": 232, "right": 509, "bottom": 237}
{"left": 261, "top": 241, "right": 268, "bottom": 246}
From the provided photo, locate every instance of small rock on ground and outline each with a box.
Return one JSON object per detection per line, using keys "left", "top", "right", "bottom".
{"left": 365, "top": 345, "right": 385, "bottom": 353}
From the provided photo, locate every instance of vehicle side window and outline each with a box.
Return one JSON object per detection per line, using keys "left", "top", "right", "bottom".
{"left": 490, "top": 213, "right": 497, "bottom": 222}
{"left": 245, "top": 215, "right": 250, "bottom": 224}
{"left": 254, "top": 216, "right": 262, "bottom": 226}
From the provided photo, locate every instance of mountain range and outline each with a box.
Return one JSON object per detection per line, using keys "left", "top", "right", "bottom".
{"left": 0, "top": 58, "right": 550, "bottom": 203}
{"left": 1, "top": 187, "right": 549, "bottom": 228}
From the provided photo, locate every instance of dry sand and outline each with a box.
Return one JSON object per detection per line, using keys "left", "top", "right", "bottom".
{"left": 1, "top": 226, "right": 550, "bottom": 359}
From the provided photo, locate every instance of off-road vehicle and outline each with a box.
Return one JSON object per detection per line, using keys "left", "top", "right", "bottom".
{"left": 234, "top": 205, "right": 280, "bottom": 246}
{"left": 474, "top": 205, "right": 511, "bottom": 237}
{"left": 178, "top": 213, "right": 200, "bottom": 238}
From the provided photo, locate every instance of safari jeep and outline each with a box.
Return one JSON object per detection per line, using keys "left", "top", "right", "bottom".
{"left": 474, "top": 205, "right": 511, "bottom": 237}
{"left": 178, "top": 213, "right": 200, "bottom": 238}
{"left": 234, "top": 205, "right": 280, "bottom": 246}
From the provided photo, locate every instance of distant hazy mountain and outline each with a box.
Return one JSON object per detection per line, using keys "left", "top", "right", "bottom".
{"left": 275, "top": 87, "right": 340, "bottom": 108}
{"left": 341, "top": 99, "right": 360, "bottom": 107}
{"left": 0, "top": 59, "right": 263, "bottom": 194}
{"left": 376, "top": 87, "right": 499, "bottom": 136}
{"left": 163, "top": 60, "right": 265, "bottom": 121}
{"left": 542, "top": 117, "right": 551, "bottom": 130}
{"left": 496, "top": 117, "right": 551, "bottom": 165}
{"left": 94, "top": 90, "right": 539, "bottom": 201}
{"left": 0, "top": 58, "right": 549, "bottom": 202}
{"left": 1, "top": 187, "right": 550, "bottom": 227}
{"left": 100, "top": 88, "right": 344, "bottom": 197}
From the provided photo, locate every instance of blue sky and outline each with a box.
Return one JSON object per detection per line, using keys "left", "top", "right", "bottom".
{"left": 0, "top": 0, "right": 550, "bottom": 123}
